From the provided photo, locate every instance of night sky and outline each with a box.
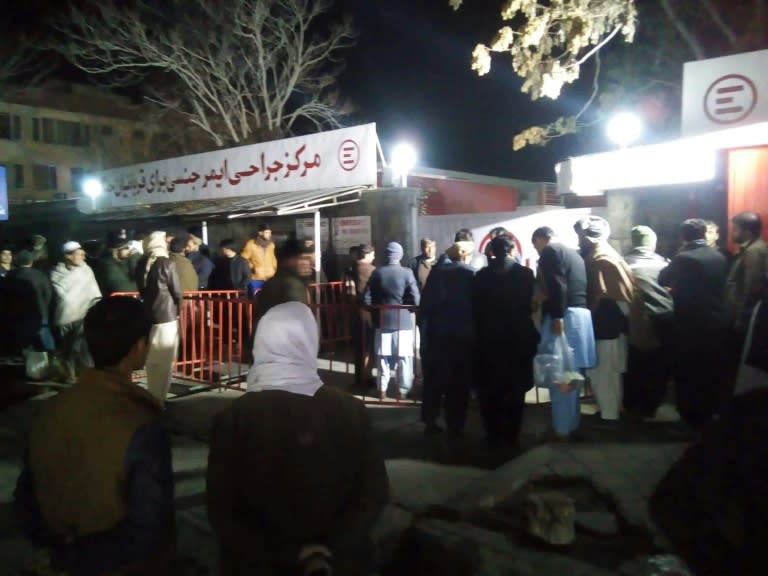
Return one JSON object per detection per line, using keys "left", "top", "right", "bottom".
{"left": 5, "top": 0, "right": 604, "bottom": 182}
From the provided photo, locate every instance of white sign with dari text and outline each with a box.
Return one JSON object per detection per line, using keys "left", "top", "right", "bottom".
{"left": 682, "top": 49, "right": 768, "bottom": 136}
{"left": 332, "top": 216, "right": 372, "bottom": 254}
{"left": 94, "top": 124, "right": 378, "bottom": 209}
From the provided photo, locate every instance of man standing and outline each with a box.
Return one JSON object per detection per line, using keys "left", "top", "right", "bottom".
{"left": 51, "top": 241, "right": 102, "bottom": 383}
{"left": 364, "top": 242, "right": 421, "bottom": 400}
{"left": 241, "top": 223, "right": 278, "bottom": 295}
{"left": 15, "top": 297, "right": 175, "bottom": 575}
{"left": 4, "top": 250, "right": 54, "bottom": 358}
{"left": 454, "top": 229, "right": 487, "bottom": 270}
{"left": 726, "top": 211, "right": 768, "bottom": 337}
{"left": 474, "top": 236, "right": 539, "bottom": 446}
{"left": 575, "top": 217, "right": 635, "bottom": 421}
{"left": 136, "top": 232, "right": 182, "bottom": 402}
{"left": 347, "top": 244, "right": 376, "bottom": 387}
{"left": 170, "top": 238, "right": 199, "bottom": 293}
{"left": 624, "top": 226, "right": 673, "bottom": 417}
{"left": 660, "top": 219, "right": 728, "bottom": 428}
{"left": 210, "top": 239, "right": 251, "bottom": 291}
{"left": 532, "top": 226, "right": 595, "bottom": 373}
{"left": 185, "top": 234, "right": 214, "bottom": 290}
{"left": 94, "top": 236, "right": 137, "bottom": 296}
{"left": 410, "top": 238, "right": 437, "bottom": 292}
{"left": 420, "top": 240, "right": 476, "bottom": 436}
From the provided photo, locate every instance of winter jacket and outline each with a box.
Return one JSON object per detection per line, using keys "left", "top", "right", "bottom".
{"left": 170, "top": 253, "right": 199, "bottom": 293}
{"left": 94, "top": 256, "right": 138, "bottom": 296}
{"left": 207, "top": 386, "right": 388, "bottom": 575}
{"left": 210, "top": 255, "right": 251, "bottom": 291}
{"left": 409, "top": 255, "right": 436, "bottom": 292}
{"left": 15, "top": 368, "right": 175, "bottom": 575}
{"left": 50, "top": 262, "right": 102, "bottom": 327}
{"left": 186, "top": 251, "right": 214, "bottom": 289}
{"left": 363, "top": 263, "right": 421, "bottom": 331}
{"left": 135, "top": 256, "right": 182, "bottom": 324}
{"left": 584, "top": 242, "right": 635, "bottom": 340}
{"left": 3, "top": 267, "right": 53, "bottom": 352}
{"left": 420, "top": 258, "right": 476, "bottom": 342}
{"left": 726, "top": 238, "right": 768, "bottom": 331}
{"left": 241, "top": 240, "right": 277, "bottom": 281}
{"left": 626, "top": 248, "right": 672, "bottom": 350}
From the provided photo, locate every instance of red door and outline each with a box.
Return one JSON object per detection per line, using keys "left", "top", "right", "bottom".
{"left": 728, "top": 146, "right": 768, "bottom": 250}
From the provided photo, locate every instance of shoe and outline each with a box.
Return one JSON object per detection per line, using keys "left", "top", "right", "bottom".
{"left": 424, "top": 423, "right": 444, "bottom": 436}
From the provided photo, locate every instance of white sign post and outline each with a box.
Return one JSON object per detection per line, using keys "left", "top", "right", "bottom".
{"left": 92, "top": 124, "right": 378, "bottom": 210}
{"left": 332, "top": 216, "right": 372, "bottom": 254}
{"left": 682, "top": 49, "right": 768, "bottom": 137}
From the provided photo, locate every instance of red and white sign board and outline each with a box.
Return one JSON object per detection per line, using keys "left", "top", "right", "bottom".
{"left": 682, "top": 50, "right": 768, "bottom": 137}
{"left": 93, "top": 124, "right": 378, "bottom": 209}
{"left": 332, "top": 216, "right": 372, "bottom": 255}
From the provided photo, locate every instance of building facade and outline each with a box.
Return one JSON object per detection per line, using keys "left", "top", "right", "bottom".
{"left": 0, "top": 83, "right": 156, "bottom": 203}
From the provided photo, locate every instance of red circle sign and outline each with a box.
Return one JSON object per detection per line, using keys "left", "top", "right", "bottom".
{"left": 479, "top": 229, "right": 523, "bottom": 260}
{"left": 338, "top": 139, "right": 360, "bottom": 171}
{"left": 703, "top": 74, "right": 758, "bottom": 125}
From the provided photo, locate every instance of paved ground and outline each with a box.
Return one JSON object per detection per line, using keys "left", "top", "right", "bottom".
{"left": 0, "top": 363, "right": 696, "bottom": 574}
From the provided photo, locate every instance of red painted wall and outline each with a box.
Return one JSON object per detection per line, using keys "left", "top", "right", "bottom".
{"left": 728, "top": 147, "right": 768, "bottom": 250}
{"left": 407, "top": 176, "right": 518, "bottom": 215}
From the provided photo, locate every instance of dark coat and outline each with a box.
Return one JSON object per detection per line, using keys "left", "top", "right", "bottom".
{"left": 170, "top": 253, "right": 199, "bottom": 293}
{"left": 94, "top": 256, "right": 138, "bottom": 296}
{"left": 474, "top": 259, "right": 539, "bottom": 392}
{"left": 187, "top": 251, "right": 214, "bottom": 289}
{"left": 210, "top": 255, "right": 251, "bottom": 291}
{"left": 207, "top": 386, "right": 388, "bottom": 576}
{"left": 409, "top": 255, "right": 436, "bottom": 292}
{"left": 363, "top": 263, "right": 421, "bottom": 331}
{"left": 3, "top": 267, "right": 53, "bottom": 352}
{"left": 135, "top": 256, "right": 182, "bottom": 324}
{"left": 420, "top": 258, "right": 476, "bottom": 342}
{"left": 252, "top": 267, "right": 309, "bottom": 330}
{"left": 660, "top": 240, "right": 728, "bottom": 337}
{"left": 538, "top": 242, "right": 588, "bottom": 319}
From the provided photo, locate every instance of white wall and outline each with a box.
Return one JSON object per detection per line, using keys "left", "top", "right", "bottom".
{"left": 419, "top": 206, "right": 609, "bottom": 268}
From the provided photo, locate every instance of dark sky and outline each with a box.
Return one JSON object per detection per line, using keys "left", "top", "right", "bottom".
{"left": 6, "top": 0, "right": 600, "bottom": 182}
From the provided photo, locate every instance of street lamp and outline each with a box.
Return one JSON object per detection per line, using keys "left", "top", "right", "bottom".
{"left": 83, "top": 177, "right": 103, "bottom": 210}
{"left": 391, "top": 143, "right": 418, "bottom": 187}
{"left": 606, "top": 112, "right": 643, "bottom": 148}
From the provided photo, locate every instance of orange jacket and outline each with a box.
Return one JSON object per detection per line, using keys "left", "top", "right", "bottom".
{"left": 241, "top": 239, "right": 277, "bottom": 281}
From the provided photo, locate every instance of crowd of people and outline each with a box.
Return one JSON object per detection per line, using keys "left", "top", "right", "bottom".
{"left": 5, "top": 209, "right": 768, "bottom": 574}
{"left": 344, "top": 213, "right": 768, "bottom": 450}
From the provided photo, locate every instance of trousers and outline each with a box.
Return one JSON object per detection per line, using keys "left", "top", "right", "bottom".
{"left": 421, "top": 336, "right": 473, "bottom": 434}
{"left": 146, "top": 320, "right": 180, "bottom": 402}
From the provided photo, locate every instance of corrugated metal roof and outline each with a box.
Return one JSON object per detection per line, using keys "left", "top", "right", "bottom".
{"left": 80, "top": 186, "right": 371, "bottom": 222}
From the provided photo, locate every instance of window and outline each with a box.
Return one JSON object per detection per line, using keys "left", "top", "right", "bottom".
{"left": 33, "top": 164, "right": 57, "bottom": 190}
{"left": 0, "top": 164, "right": 24, "bottom": 188}
{"left": 70, "top": 167, "right": 86, "bottom": 194}
{"left": 32, "top": 118, "right": 90, "bottom": 147}
{"left": 101, "top": 125, "right": 113, "bottom": 136}
{"left": 0, "top": 114, "right": 22, "bottom": 140}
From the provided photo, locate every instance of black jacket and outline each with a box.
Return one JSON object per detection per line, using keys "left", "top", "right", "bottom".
{"left": 187, "top": 252, "right": 214, "bottom": 289}
{"left": 364, "top": 263, "right": 420, "bottom": 331}
{"left": 210, "top": 255, "right": 251, "bottom": 291}
{"left": 135, "top": 256, "right": 182, "bottom": 324}
{"left": 3, "top": 267, "right": 53, "bottom": 351}
{"left": 660, "top": 240, "right": 727, "bottom": 335}
{"left": 538, "top": 242, "right": 588, "bottom": 319}
{"left": 94, "top": 256, "right": 137, "bottom": 296}
{"left": 420, "top": 258, "right": 476, "bottom": 342}
{"left": 474, "top": 258, "right": 539, "bottom": 358}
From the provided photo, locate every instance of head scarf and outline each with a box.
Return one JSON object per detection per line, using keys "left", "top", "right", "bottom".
{"left": 446, "top": 241, "right": 475, "bottom": 261}
{"left": 631, "top": 225, "right": 657, "bottom": 250}
{"left": 143, "top": 231, "right": 169, "bottom": 283}
{"left": 576, "top": 216, "right": 611, "bottom": 244}
{"left": 386, "top": 241, "right": 404, "bottom": 264}
{"left": 247, "top": 302, "right": 323, "bottom": 397}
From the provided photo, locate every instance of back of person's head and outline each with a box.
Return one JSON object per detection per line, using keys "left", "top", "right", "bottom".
{"left": 219, "top": 238, "right": 236, "bottom": 251}
{"left": 490, "top": 235, "right": 515, "bottom": 260}
{"left": 454, "top": 228, "right": 474, "bottom": 243}
{"left": 532, "top": 227, "right": 554, "bottom": 242}
{"left": 732, "top": 211, "right": 763, "bottom": 238}
{"left": 356, "top": 244, "right": 374, "bottom": 260}
{"left": 276, "top": 238, "right": 304, "bottom": 262}
{"left": 15, "top": 250, "right": 34, "bottom": 267}
{"left": 169, "top": 237, "right": 186, "bottom": 254}
{"left": 85, "top": 297, "right": 152, "bottom": 369}
{"left": 631, "top": 225, "right": 658, "bottom": 250}
{"left": 680, "top": 219, "right": 708, "bottom": 243}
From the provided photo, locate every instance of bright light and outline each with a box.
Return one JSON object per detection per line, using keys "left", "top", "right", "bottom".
{"left": 391, "top": 143, "right": 418, "bottom": 186}
{"left": 606, "top": 112, "right": 643, "bottom": 148}
{"left": 83, "top": 178, "right": 103, "bottom": 199}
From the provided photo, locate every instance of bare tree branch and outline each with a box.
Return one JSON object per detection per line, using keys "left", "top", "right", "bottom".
{"left": 53, "top": 0, "right": 355, "bottom": 149}
{"left": 701, "top": 0, "right": 739, "bottom": 49}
